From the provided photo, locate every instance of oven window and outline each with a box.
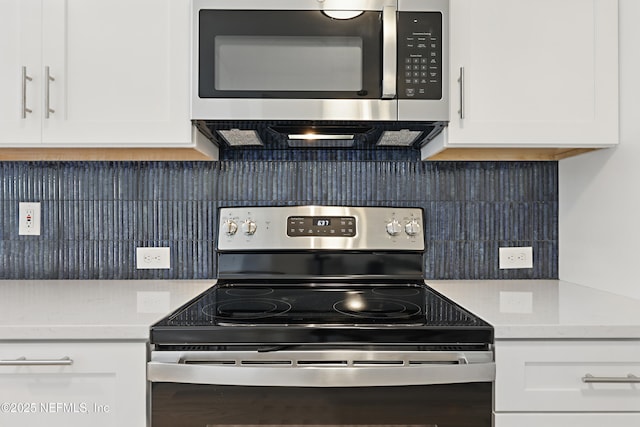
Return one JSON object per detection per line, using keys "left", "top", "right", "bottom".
{"left": 214, "top": 36, "right": 363, "bottom": 92}
{"left": 152, "top": 383, "right": 491, "bottom": 427}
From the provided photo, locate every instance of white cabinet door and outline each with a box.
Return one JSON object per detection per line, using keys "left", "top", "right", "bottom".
{"left": 0, "top": 341, "right": 146, "bottom": 427}
{"left": 41, "top": 0, "right": 191, "bottom": 146}
{"left": 0, "top": 0, "right": 41, "bottom": 144}
{"left": 446, "top": 0, "right": 618, "bottom": 148}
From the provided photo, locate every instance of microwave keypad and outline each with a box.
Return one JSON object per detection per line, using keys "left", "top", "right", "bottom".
{"left": 397, "top": 12, "right": 442, "bottom": 100}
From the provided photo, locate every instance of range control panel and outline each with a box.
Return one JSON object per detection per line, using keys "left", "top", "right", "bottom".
{"left": 397, "top": 12, "right": 443, "bottom": 100}
{"left": 218, "top": 206, "right": 424, "bottom": 251}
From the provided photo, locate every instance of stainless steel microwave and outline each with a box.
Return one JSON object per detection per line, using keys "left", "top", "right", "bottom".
{"left": 191, "top": 0, "right": 449, "bottom": 123}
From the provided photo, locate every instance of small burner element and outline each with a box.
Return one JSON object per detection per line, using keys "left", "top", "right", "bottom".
{"left": 203, "top": 299, "right": 292, "bottom": 320}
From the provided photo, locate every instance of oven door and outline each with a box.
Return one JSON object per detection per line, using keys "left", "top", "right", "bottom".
{"left": 148, "top": 350, "right": 495, "bottom": 427}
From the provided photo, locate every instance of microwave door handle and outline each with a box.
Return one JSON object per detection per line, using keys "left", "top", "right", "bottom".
{"left": 382, "top": 5, "right": 397, "bottom": 99}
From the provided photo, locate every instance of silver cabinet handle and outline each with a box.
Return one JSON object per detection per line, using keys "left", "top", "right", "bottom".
{"left": 381, "top": 5, "right": 397, "bottom": 99}
{"left": 44, "top": 66, "right": 55, "bottom": 118}
{"left": 0, "top": 356, "right": 73, "bottom": 366}
{"left": 21, "top": 66, "right": 33, "bottom": 119}
{"left": 457, "top": 66, "right": 465, "bottom": 119}
{"left": 582, "top": 373, "right": 640, "bottom": 384}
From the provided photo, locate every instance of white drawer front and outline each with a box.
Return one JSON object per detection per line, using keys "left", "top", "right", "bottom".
{"left": 0, "top": 342, "right": 146, "bottom": 427}
{"left": 495, "top": 340, "right": 640, "bottom": 412}
{"left": 495, "top": 412, "right": 640, "bottom": 427}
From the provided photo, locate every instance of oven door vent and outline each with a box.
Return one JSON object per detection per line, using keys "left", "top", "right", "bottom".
{"left": 175, "top": 350, "right": 486, "bottom": 368}
{"left": 240, "top": 360, "right": 292, "bottom": 366}
{"left": 297, "top": 360, "right": 349, "bottom": 366}
{"left": 182, "top": 359, "right": 235, "bottom": 365}
{"left": 353, "top": 360, "right": 405, "bottom": 366}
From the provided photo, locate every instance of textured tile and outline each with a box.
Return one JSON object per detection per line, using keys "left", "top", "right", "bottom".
{"left": 0, "top": 158, "right": 558, "bottom": 280}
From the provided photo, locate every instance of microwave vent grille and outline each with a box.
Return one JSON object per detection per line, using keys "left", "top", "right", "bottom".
{"left": 377, "top": 130, "right": 423, "bottom": 147}
{"left": 217, "top": 129, "right": 264, "bottom": 147}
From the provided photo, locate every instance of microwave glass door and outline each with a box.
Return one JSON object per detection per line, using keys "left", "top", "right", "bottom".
{"left": 198, "top": 10, "right": 382, "bottom": 99}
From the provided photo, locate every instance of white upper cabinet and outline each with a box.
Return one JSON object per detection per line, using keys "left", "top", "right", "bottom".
{"left": 0, "top": 0, "right": 206, "bottom": 154}
{"left": 41, "top": 0, "right": 191, "bottom": 145}
{"left": 423, "top": 0, "right": 619, "bottom": 160}
{"left": 0, "top": 0, "right": 41, "bottom": 144}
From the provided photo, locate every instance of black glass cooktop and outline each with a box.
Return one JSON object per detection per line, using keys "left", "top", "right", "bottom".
{"left": 151, "top": 283, "right": 493, "bottom": 348}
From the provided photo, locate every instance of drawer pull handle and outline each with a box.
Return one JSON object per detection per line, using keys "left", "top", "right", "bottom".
{"left": 0, "top": 356, "right": 73, "bottom": 366}
{"left": 582, "top": 373, "right": 640, "bottom": 383}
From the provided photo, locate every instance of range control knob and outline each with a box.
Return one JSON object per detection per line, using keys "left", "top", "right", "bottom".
{"left": 222, "top": 220, "right": 238, "bottom": 236}
{"left": 405, "top": 219, "right": 421, "bottom": 236}
{"left": 385, "top": 219, "right": 403, "bottom": 236}
{"left": 241, "top": 220, "right": 257, "bottom": 236}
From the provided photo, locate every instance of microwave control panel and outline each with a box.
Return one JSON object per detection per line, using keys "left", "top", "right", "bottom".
{"left": 397, "top": 12, "right": 443, "bottom": 100}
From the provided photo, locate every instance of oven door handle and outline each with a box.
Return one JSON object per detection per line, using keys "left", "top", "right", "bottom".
{"left": 147, "top": 361, "right": 495, "bottom": 387}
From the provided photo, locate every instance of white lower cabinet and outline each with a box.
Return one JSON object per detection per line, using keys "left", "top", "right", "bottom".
{"left": 494, "top": 340, "right": 640, "bottom": 427}
{"left": 0, "top": 341, "right": 147, "bottom": 427}
{"left": 495, "top": 413, "right": 640, "bottom": 427}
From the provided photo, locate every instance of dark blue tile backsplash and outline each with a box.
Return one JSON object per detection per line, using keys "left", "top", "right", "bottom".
{"left": 0, "top": 155, "right": 558, "bottom": 280}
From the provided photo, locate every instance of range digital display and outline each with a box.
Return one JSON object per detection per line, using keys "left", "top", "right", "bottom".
{"left": 288, "top": 216, "right": 355, "bottom": 237}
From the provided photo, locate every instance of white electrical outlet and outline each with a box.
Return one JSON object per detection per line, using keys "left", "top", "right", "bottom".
{"left": 136, "top": 247, "right": 171, "bottom": 270}
{"left": 499, "top": 246, "right": 533, "bottom": 269}
{"left": 18, "top": 202, "right": 41, "bottom": 235}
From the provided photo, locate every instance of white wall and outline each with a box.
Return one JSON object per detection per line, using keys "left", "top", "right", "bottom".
{"left": 559, "top": 0, "right": 640, "bottom": 299}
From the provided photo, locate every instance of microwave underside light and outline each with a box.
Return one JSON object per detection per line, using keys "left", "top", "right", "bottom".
{"left": 281, "top": 125, "right": 364, "bottom": 148}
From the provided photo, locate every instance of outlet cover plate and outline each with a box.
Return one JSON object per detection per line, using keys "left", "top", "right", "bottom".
{"left": 499, "top": 246, "right": 533, "bottom": 269}
{"left": 19, "top": 202, "right": 41, "bottom": 235}
{"left": 136, "top": 247, "right": 171, "bottom": 269}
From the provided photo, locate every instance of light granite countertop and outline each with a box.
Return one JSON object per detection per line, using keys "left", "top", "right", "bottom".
{"left": 427, "top": 280, "right": 640, "bottom": 339}
{"left": 2, "top": 279, "right": 639, "bottom": 341}
{"left": 0, "top": 280, "right": 213, "bottom": 340}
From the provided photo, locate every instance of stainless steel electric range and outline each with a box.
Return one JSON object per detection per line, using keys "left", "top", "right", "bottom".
{"left": 148, "top": 206, "right": 495, "bottom": 427}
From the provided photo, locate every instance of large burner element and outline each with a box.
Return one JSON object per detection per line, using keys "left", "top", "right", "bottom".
{"left": 333, "top": 297, "right": 422, "bottom": 319}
